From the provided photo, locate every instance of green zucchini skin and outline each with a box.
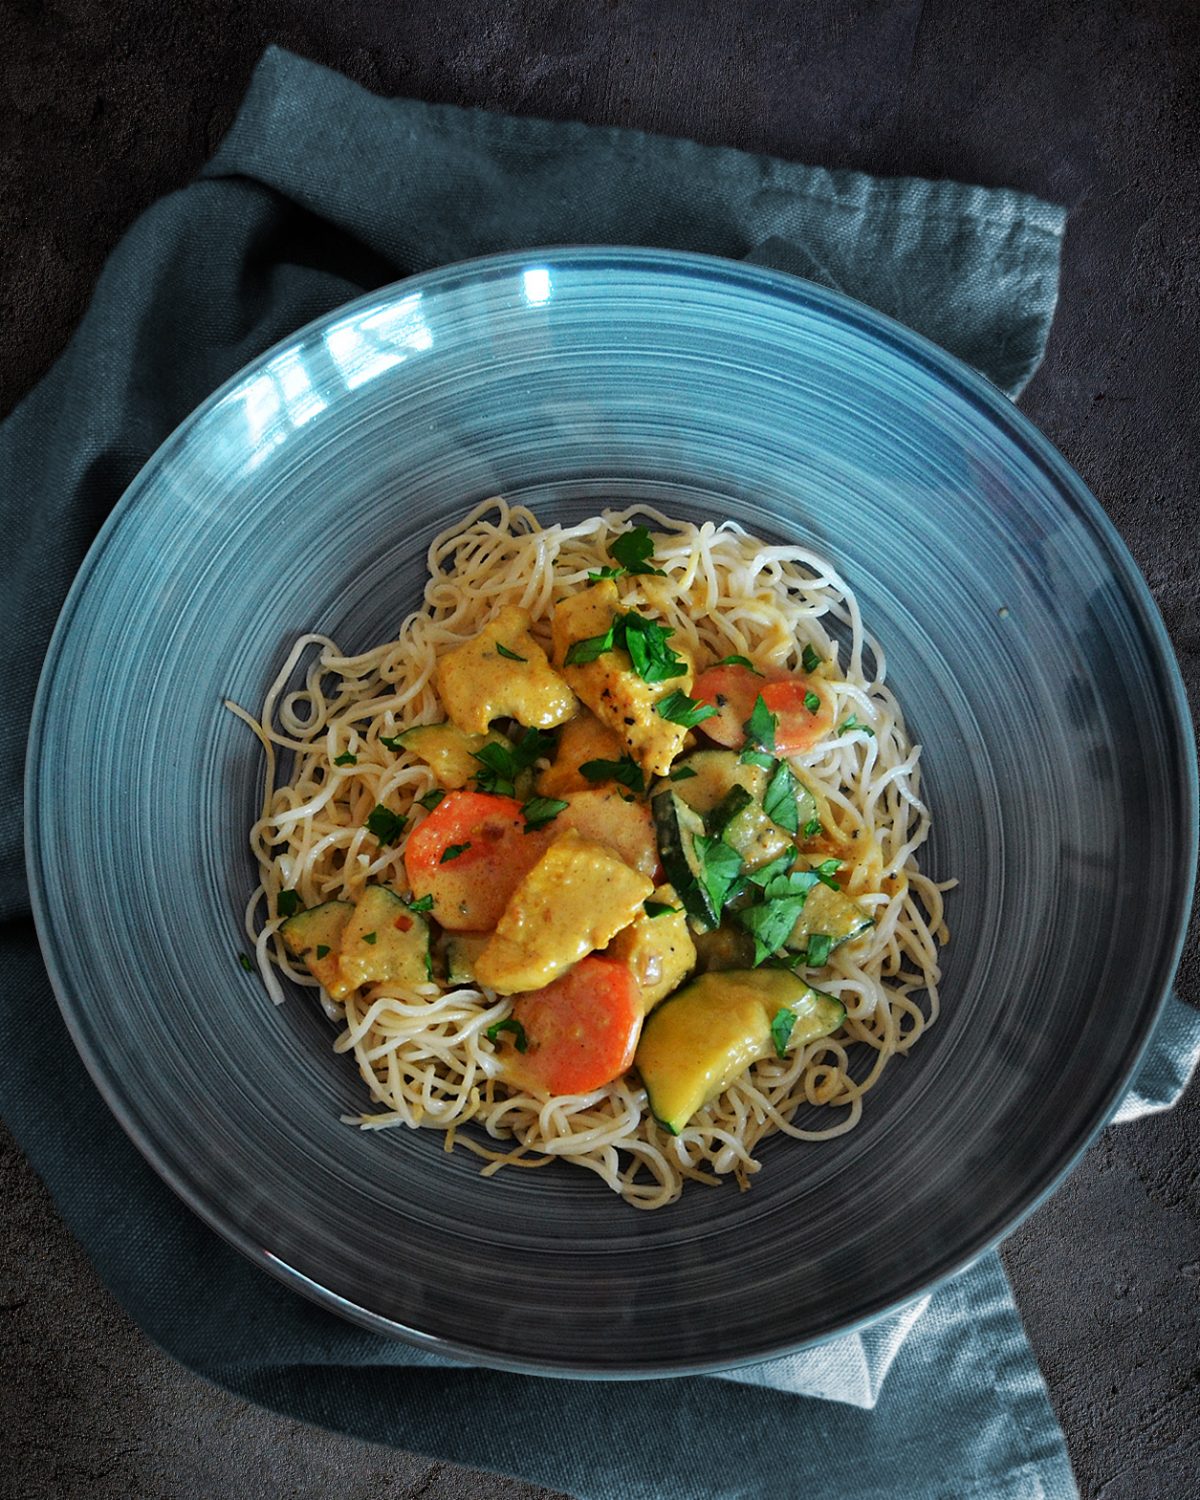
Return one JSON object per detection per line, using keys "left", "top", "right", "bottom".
{"left": 652, "top": 788, "right": 722, "bottom": 928}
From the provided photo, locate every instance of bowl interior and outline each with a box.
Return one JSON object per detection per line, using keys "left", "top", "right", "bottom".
{"left": 29, "top": 250, "right": 1194, "bottom": 1373}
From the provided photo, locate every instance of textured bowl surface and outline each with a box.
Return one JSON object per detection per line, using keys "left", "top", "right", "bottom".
{"left": 28, "top": 249, "right": 1196, "bottom": 1375}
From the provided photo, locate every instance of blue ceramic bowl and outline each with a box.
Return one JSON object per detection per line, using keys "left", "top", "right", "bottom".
{"left": 27, "top": 249, "right": 1196, "bottom": 1375}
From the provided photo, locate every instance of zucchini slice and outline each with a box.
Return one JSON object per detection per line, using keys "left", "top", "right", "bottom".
{"left": 329, "top": 886, "right": 431, "bottom": 998}
{"left": 651, "top": 789, "right": 725, "bottom": 929}
{"left": 279, "top": 900, "right": 354, "bottom": 992}
{"left": 784, "top": 879, "right": 873, "bottom": 954}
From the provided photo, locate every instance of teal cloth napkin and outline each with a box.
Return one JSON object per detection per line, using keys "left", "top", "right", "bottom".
{"left": 2, "top": 44, "right": 1196, "bottom": 1500}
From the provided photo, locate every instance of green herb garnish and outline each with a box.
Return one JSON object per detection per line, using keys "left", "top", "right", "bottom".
{"left": 379, "top": 733, "right": 406, "bottom": 751}
{"left": 609, "top": 524, "right": 666, "bottom": 577}
{"left": 363, "top": 931, "right": 377, "bottom": 945}
{"left": 366, "top": 805, "right": 406, "bottom": 844}
{"left": 472, "top": 729, "right": 554, "bottom": 797}
{"left": 277, "top": 889, "right": 302, "bottom": 918}
{"left": 315, "top": 944, "right": 331, "bottom": 960}
{"left": 237, "top": 952, "right": 253, "bottom": 973}
{"left": 334, "top": 751, "right": 358, "bottom": 766}
{"left": 761, "top": 761, "right": 800, "bottom": 835}
{"left": 486, "top": 1017, "right": 529, "bottom": 1053}
{"left": 838, "top": 715, "right": 875, "bottom": 738}
{"left": 587, "top": 565, "right": 624, "bottom": 583}
{"left": 740, "top": 748, "right": 777, "bottom": 771}
{"left": 521, "top": 796, "right": 569, "bottom": 832}
{"left": 770, "top": 1007, "right": 797, "bottom": 1059}
{"left": 669, "top": 765, "right": 698, "bottom": 782}
{"left": 718, "top": 654, "right": 760, "bottom": 673}
{"left": 743, "top": 694, "right": 777, "bottom": 753}
{"left": 735, "top": 868, "right": 822, "bottom": 964}
{"left": 644, "top": 900, "right": 679, "bottom": 918}
{"left": 812, "top": 858, "right": 842, "bottom": 889}
{"left": 802, "top": 817, "right": 823, "bottom": 838}
{"left": 804, "top": 932, "right": 834, "bottom": 968}
{"left": 655, "top": 689, "right": 718, "bottom": 728}
{"left": 693, "top": 834, "right": 744, "bottom": 917}
{"left": 417, "top": 789, "right": 445, "bottom": 812}
{"left": 495, "top": 643, "right": 527, "bottom": 662}
{"left": 801, "top": 644, "right": 823, "bottom": 674}
{"left": 803, "top": 690, "right": 821, "bottom": 714}
{"left": 406, "top": 894, "right": 434, "bottom": 913}
{"left": 564, "top": 625, "right": 617, "bottom": 666}
{"left": 620, "top": 613, "right": 688, "bottom": 684}
{"left": 440, "top": 843, "right": 471, "bottom": 863}
{"left": 580, "top": 756, "right": 645, "bottom": 794}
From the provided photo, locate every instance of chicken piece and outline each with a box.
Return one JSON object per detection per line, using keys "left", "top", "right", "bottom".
{"left": 436, "top": 605, "right": 576, "bottom": 735}
{"left": 605, "top": 884, "right": 696, "bottom": 1012}
{"left": 551, "top": 582, "right": 694, "bottom": 778}
{"left": 474, "top": 829, "right": 653, "bottom": 995}
{"left": 536, "top": 710, "right": 628, "bottom": 797}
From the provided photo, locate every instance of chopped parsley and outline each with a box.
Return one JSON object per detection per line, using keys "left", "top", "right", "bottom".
{"left": 486, "top": 1016, "right": 529, "bottom": 1053}
{"left": 740, "top": 747, "right": 777, "bottom": 771}
{"left": 472, "top": 728, "right": 554, "bottom": 797}
{"left": 521, "top": 796, "right": 569, "bottom": 832}
{"left": 692, "top": 833, "right": 744, "bottom": 917}
{"left": 735, "top": 868, "right": 822, "bottom": 964}
{"left": 812, "top": 857, "right": 842, "bottom": 890}
{"left": 669, "top": 765, "right": 698, "bottom": 782}
{"left": 363, "top": 931, "right": 377, "bottom": 945}
{"left": 334, "top": 751, "right": 358, "bottom": 766}
{"left": 366, "top": 804, "right": 406, "bottom": 844}
{"left": 838, "top": 715, "right": 875, "bottom": 738}
{"left": 587, "top": 565, "right": 624, "bottom": 583}
{"left": 655, "top": 689, "right": 717, "bottom": 728}
{"left": 495, "top": 642, "right": 527, "bottom": 662}
{"left": 803, "top": 932, "right": 834, "bottom": 968}
{"left": 379, "top": 733, "right": 406, "bottom": 751}
{"left": 761, "top": 760, "right": 800, "bottom": 835}
{"left": 417, "top": 789, "right": 446, "bottom": 812}
{"left": 803, "top": 690, "right": 821, "bottom": 714}
{"left": 718, "top": 654, "right": 760, "bottom": 673}
{"left": 406, "top": 894, "right": 434, "bottom": 913}
{"left": 315, "top": 944, "right": 331, "bottom": 960}
{"left": 802, "top": 816, "right": 823, "bottom": 838}
{"left": 440, "top": 842, "right": 471, "bottom": 863}
{"left": 608, "top": 524, "right": 666, "bottom": 577}
{"left": 742, "top": 694, "right": 778, "bottom": 753}
{"left": 770, "top": 1007, "right": 797, "bottom": 1059}
{"left": 644, "top": 899, "right": 679, "bottom": 918}
{"left": 564, "top": 624, "right": 617, "bottom": 666}
{"left": 801, "top": 643, "right": 823, "bottom": 674}
{"left": 564, "top": 612, "right": 687, "bottom": 684}
{"left": 580, "top": 755, "right": 645, "bottom": 794}
{"left": 237, "top": 952, "right": 253, "bottom": 973}
{"left": 276, "top": 888, "right": 302, "bottom": 918}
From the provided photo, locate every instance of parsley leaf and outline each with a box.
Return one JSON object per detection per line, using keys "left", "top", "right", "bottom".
{"left": 745, "top": 852, "right": 798, "bottom": 888}
{"left": 237, "top": 952, "right": 253, "bottom": 973}
{"left": 379, "top": 733, "right": 406, "bottom": 751}
{"left": 486, "top": 1017, "right": 529, "bottom": 1053}
{"left": 472, "top": 741, "right": 519, "bottom": 797}
{"left": 587, "top": 565, "right": 625, "bottom": 582}
{"left": 580, "top": 756, "right": 645, "bottom": 794}
{"left": 440, "top": 843, "right": 471, "bottom": 863}
{"left": 366, "top": 805, "right": 406, "bottom": 844}
{"left": 762, "top": 760, "right": 800, "bottom": 835}
{"left": 743, "top": 694, "right": 777, "bottom": 753}
{"left": 564, "top": 625, "right": 616, "bottom": 666}
{"left": 838, "top": 715, "right": 875, "bottom": 738}
{"left": 418, "top": 789, "right": 445, "bottom": 812}
{"left": 277, "top": 889, "right": 302, "bottom": 918}
{"left": 656, "top": 689, "right": 718, "bottom": 728}
{"left": 315, "top": 944, "right": 331, "bottom": 960}
{"left": 719, "top": 654, "right": 761, "bottom": 673}
{"left": 521, "top": 796, "right": 569, "bottom": 832}
{"left": 669, "top": 765, "right": 697, "bottom": 781}
{"left": 735, "top": 868, "right": 822, "bottom": 964}
{"left": 334, "top": 751, "right": 358, "bottom": 766}
{"left": 802, "top": 816, "right": 823, "bottom": 838}
{"left": 770, "top": 1007, "right": 797, "bottom": 1059}
{"left": 609, "top": 525, "right": 666, "bottom": 576}
{"left": 363, "top": 931, "right": 378, "bottom": 945}
{"left": 644, "top": 900, "right": 679, "bottom": 918}
{"left": 803, "top": 690, "right": 821, "bottom": 714}
{"left": 804, "top": 932, "right": 834, "bottom": 968}
{"left": 693, "top": 834, "right": 744, "bottom": 917}
{"left": 740, "top": 747, "right": 777, "bottom": 770}
{"left": 801, "top": 643, "right": 823, "bottom": 674}
{"left": 406, "top": 894, "right": 434, "bottom": 913}
{"left": 620, "top": 613, "right": 688, "bottom": 684}
{"left": 495, "top": 642, "right": 527, "bottom": 662}
{"left": 812, "top": 858, "right": 842, "bottom": 890}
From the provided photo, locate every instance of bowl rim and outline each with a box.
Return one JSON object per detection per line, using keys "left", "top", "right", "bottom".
{"left": 26, "top": 245, "right": 1199, "bottom": 1378}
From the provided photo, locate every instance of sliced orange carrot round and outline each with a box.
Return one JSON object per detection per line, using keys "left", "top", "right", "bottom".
{"left": 692, "top": 665, "right": 832, "bottom": 756}
{"left": 504, "top": 956, "right": 643, "bottom": 1095}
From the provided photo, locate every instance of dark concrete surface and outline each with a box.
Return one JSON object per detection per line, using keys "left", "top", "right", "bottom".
{"left": 1, "top": 2, "right": 1197, "bottom": 1497}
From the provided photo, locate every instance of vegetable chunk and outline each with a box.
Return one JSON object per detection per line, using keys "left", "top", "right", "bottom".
{"left": 475, "top": 829, "right": 654, "bottom": 994}
{"left": 436, "top": 605, "right": 576, "bottom": 735}
{"left": 331, "top": 886, "right": 430, "bottom": 999}
{"left": 279, "top": 900, "right": 353, "bottom": 992}
{"left": 403, "top": 790, "right": 551, "bottom": 930}
{"left": 692, "top": 664, "right": 833, "bottom": 755}
{"left": 551, "top": 582, "right": 695, "bottom": 778}
{"left": 497, "top": 957, "right": 643, "bottom": 1095}
{"left": 606, "top": 885, "right": 697, "bottom": 1011}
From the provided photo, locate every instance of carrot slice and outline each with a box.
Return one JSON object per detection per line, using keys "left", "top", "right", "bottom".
{"left": 692, "top": 665, "right": 833, "bottom": 756}
{"left": 403, "top": 790, "right": 549, "bottom": 930}
{"left": 503, "top": 957, "right": 643, "bottom": 1095}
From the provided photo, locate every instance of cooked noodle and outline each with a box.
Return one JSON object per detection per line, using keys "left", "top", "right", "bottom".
{"left": 228, "top": 500, "right": 950, "bottom": 1209}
